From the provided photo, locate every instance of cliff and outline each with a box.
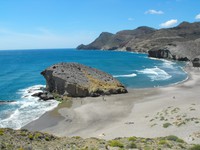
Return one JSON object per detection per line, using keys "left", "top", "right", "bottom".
{"left": 77, "top": 21, "right": 200, "bottom": 60}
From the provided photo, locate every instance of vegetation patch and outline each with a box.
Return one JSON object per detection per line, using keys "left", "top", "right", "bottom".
{"left": 127, "top": 142, "right": 137, "bottom": 148}
{"left": 128, "top": 136, "right": 137, "bottom": 141}
{"left": 163, "top": 122, "right": 172, "bottom": 128}
{"left": 108, "top": 140, "right": 124, "bottom": 148}
{"left": 190, "top": 144, "right": 200, "bottom": 150}
{"left": 0, "top": 128, "right": 197, "bottom": 150}
{"left": 147, "top": 105, "right": 200, "bottom": 128}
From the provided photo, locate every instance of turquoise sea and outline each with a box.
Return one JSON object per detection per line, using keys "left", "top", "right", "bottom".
{"left": 0, "top": 49, "right": 187, "bottom": 129}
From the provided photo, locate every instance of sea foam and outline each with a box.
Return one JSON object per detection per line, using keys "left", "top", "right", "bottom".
{"left": 0, "top": 85, "right": 59, "bottom": 129}
{"left": 137, "top": 67, "right": 172, "bottom": 81}
{"left": 113, "top": 73, "right": 137, "bottom": 78}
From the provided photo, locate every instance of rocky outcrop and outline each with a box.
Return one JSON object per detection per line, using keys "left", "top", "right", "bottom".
{"left": 32, "top": 92, "right": 54, "bottom": 101}
{"left": 148, "top": 47, "right": 190, "bottom": 61}
{"left": 192, "top": 58, "right": 200, "bottom": 67}
{"left": 41, "top": 63, "right": 127, "bottom": 97}
{"left": 77, "top": 32, "right": 114, "bottom": 50}
{"left": 148, "top": 47, "right": 173, "bottom": 59}
{"left": 77, "top": 21, "right": 200, "bottom": 60}
{"left": 0, "top": 100, "right": 15, "bottom": 105}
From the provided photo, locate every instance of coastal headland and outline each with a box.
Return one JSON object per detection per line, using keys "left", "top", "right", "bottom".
{"left": 24, "top": 64, "right": 200, "bottom": 146}
{"left": 77, "top": 21, "right": 200, "bottom": 62}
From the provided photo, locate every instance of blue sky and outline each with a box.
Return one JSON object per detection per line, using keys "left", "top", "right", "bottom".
{"left": 0, "top": 0, "right": 199, "bottom": 50}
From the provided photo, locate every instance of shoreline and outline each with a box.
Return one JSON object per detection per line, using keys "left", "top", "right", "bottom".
{"left": 23, "top": 65, "right": 200, "bottom": 144}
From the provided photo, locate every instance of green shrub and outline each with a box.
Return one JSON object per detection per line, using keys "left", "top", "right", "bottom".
{"left": 159, "top": 139, "right": 168, "bottom": 145}
{"left": 20, "top": 131, "right": 27, "bottom": 136}
{"left": 190, "top": 145, "right": 200, "bottom": 150}
{"left": 108, "top": 140, "right": 124, "bottom": 148}
{"left": 73, "top": 136, "right": 81, "bottom": 139}
{"left": 0, "top": 129, "right": 4, "bottom": 135}
{"left": 166, "top": 135, "right": 178, "bottom": 141}
{"left": 127, "top": 142, "right": 137, "bottom": 148}
{"left": 160, "top": 116, "right": 165, "bottom": 121}
{"left": 128, "top": 136, "right": 137, "bottom": 141}
{"left": 144, "top": 146, "right": 151, "bottom": 150}
{"left": 45, "top": 136, "right": 50, "bottom": 141}
{"left": 28, "top": 134, "right": 34, "bottom": 140}
{"left": 163, "top": 123, "right": 172, "bottom": 128}
{"left": 178, "top": 144, "right": 185, "bottom": 149}
{"left": 165, "top": 135, "right": 185, "bottom": 143}
{"left": 176, "top": 138, "right": 185, "bottom": 143}
{"left": 34, "top": 132, "right": 43, "bottom": 139}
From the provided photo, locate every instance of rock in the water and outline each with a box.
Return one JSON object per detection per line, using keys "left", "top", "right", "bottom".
{"left": 41, "top": 63, "right": 128, "bottom": 97}
{"left": 32, "top": 92, "right": 54, "bottom": 101}
{"left": 32, "top": 92, "right": 43, "bottom": 97}
{"left": 0, "top": 100, "right": 15, "bottom": 105}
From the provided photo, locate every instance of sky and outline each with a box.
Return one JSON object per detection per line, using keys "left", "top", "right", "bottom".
{"left": 0, "top": 0, "right": 200, "bottom": 50}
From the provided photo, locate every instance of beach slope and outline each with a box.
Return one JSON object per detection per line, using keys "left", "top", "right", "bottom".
{"left": 24, "top": 66, "right": 200, "bottom": 144}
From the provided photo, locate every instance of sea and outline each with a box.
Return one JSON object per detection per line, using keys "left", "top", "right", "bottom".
{"left": 0, "top": 49, "right": 188, "bottom": 129}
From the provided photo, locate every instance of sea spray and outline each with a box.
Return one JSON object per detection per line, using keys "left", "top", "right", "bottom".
{"left": 0, "top": 85, "right": 59, "bottom": 129}
{"left": 137, "top": 67, "right": 172, "bottom": 81}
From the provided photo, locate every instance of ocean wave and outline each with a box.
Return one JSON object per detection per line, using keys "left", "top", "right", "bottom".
{"left": 0, "top": 85, "right": 59, "bottom": 129}
{"left": 113, "top": 73, "right": 137, "bottom": 78}
{"left": 161, "top": 59, "right": 176, "bottom": 69}
{"left": 137, "top": 67, "right": 172, "bottom": 81}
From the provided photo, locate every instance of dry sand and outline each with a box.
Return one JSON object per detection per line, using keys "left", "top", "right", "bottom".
{"left": 24, "top": 66, "right": 200, "bottom": 144}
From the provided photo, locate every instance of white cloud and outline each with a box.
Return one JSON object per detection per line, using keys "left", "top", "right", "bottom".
{"left": 160, "top": 19, "right": 178, "bottom": 28}
{"left": 145, "top": 9, "right": 164, "bottom": 15}
{"left": 128, "top": 17, "right": 134, "bottom": 21}
{"left": 195, "top": 14, "right": 200, "bottom": 20}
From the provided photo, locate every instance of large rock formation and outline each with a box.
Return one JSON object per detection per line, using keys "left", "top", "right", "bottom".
{"left": 148, "top": 47, "right": 173, "bottom": 59}
{"left": 77, "top": 21, "right": 200, "bottom": 60}
{"left": 148, "top": 47, "right": 190, "bottom": 61}
{"left": 41, "top": 63, "right": 127, "bottom": 97}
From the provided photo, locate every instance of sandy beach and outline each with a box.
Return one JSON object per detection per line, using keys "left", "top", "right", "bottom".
{"left": 24, "top": 66, "right": 200, "bottom": 144}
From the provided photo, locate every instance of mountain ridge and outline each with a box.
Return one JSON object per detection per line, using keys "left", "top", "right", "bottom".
{"left": 77, "top": 21, "right": 200, "bottom": 60}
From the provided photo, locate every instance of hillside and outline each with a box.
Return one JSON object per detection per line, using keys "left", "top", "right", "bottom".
{"left": 77, "top": 21, "right": 200, "bottom": 60}
{"left": 0, "top": 128, "right": 199, "bottom": 150}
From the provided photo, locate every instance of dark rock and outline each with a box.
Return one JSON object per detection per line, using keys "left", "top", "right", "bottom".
{"left": 32, "top": 92, "right": 54, "bottom": 101}
{"left": 39, "top": 94, "right": 49, "bottom": 100}
{"left": 126, "top": 47, "right": 132, "bottom": 51}
{"left": 177, "top": 57, "right": 190, "bottom": 61}
{"left": 108, "top": 47, "right": 118, "bottom": 50}
{"left": 148, "top": 47, "right": 173, "bottom": 59}
{"left": 0, "top": 100, "right": 15, "bottom": 105}
{"left": 32, "top": 92, "right": 43, "bottom": 97}
{"left": 41, "top": 63, "right": 127, "bottom": 97}
{"left": 192, "top": 58, "right": 200, "bottom": 67}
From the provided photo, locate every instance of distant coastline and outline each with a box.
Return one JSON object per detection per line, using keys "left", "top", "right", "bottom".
{"left": 77, "top": 21, "right": 200, "bottom": 62}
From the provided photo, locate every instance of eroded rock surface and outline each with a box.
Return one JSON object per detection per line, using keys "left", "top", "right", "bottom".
{"left": 41, "top": 63, "right": 127, "bottom": 97}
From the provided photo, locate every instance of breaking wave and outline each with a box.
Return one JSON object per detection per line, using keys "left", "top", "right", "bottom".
{"left": 113, "top": 73, "right": 137, "bottom": 78}
{"left": 0, "top": 85, "right": 59, "bottom": 129}
{"left": 137, "top": 67, "right": 172, "bottom": 81}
